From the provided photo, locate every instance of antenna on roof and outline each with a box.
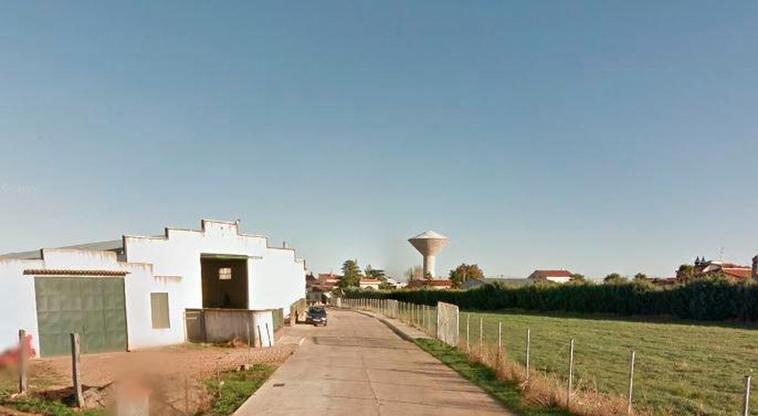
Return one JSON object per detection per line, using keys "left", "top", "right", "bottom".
{"left": 719, "top": 246, "right": 724, "bottom": 262}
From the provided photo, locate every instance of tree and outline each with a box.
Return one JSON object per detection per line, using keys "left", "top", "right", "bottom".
{"left": 378, "top": 281, "right": 395, "bottom": 290}
{"left": 339, "top": 259, "right": 362, "bottom": 288}
{"left": 364, "top": 265, "right": 386, "bottom": 279}
{"left": 449, "top": 263, "right": 485, "bottom": 288}
{"left": 634, "top": 273, "right": 648, "bottom": 282}
{"left": 405, "top": 265, "right": 423, "bottom": 281}
{"left": 570, "top": 273, "right": 586, "bottom": 282}
{"left": 603, "top": 273, "right": 627, "bottom": 284}
{"left": 677, "top": 264, "right": 696, "bottom": 280}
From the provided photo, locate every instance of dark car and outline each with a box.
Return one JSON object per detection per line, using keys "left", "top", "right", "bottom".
{"left": 306, "top": 306, "right": 328, "bottom": 326}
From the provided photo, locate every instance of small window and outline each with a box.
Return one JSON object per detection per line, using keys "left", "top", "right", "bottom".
{"left": 151, "top": 293, "right": 170, "bottom": 329}
{"left": 219, "top": 267, "right": 232, "bottom": 280}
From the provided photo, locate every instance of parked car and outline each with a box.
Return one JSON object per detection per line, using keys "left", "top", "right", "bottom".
{"left": 306, "top": 306, "right": 328, "bottom": 326}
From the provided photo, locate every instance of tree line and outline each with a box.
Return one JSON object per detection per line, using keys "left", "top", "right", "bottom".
{"left": 343, "top": 274, "right": 758, "bottom": 321}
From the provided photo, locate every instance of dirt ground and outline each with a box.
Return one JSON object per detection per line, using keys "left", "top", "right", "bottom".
{"left": 3, "top": 328, "right": 302, "bottom": 415}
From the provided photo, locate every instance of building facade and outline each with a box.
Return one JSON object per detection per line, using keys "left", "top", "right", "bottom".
{"left": 0, "top": 219, "right": 306, "bottom": 357}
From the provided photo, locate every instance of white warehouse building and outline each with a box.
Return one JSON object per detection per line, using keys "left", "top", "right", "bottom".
{"left": 0, "top": 219, "right": 306, "bottom": 357}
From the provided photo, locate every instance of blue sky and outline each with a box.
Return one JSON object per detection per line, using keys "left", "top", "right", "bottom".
{"left": 1, "top": 1, "right": 757, "bottom": 280}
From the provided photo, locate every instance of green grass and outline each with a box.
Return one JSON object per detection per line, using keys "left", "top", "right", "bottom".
{"left": 460, "top": 310, "right": 757, "bottom": 416}
{"left": 0, "top": 368, "right": 104, "bottom": 416}
{"left": 203, "top": 364, "right": 276, "bottom": 416}
{"left": 415, "top": 338, "right": 572, "bottom": 416}
{"left": 6, "top": 396, "right": 106, "bottom": 416}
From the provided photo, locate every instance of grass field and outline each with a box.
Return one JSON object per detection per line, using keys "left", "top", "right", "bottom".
{"left": 459, "top": 310, "right": 757, "bottom": 415}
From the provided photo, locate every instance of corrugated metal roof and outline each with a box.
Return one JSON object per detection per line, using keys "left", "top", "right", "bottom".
{"left": 0, "top": 239, "right": 123, "bottom": 260}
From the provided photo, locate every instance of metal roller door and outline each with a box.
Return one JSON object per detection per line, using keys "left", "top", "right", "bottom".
{"left": 34, "top": 277, "right": 128, "bottom": 357}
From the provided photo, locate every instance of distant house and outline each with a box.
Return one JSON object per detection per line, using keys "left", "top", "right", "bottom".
{"left": 385, "top": 277, "right": 405, "bottom": 289}
{"left": 462, "top": 277, "right": 530, "bottom": 290}
{"left": 677, "top": 257, "right": 755, "bottom": 282}
{"left": 359, "top": 278, "right": 384, "bottom": 290}
{"left": 406, "top": 279, "right": 454, "bottom": 290}
{"left": 527, "top": 269, "right": 574, "bottom": 284}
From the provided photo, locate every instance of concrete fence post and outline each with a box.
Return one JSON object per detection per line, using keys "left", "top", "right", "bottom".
{"left": 466, "top": 314, "right": 470, "bottom": 351}
{"left": 525, "top": 328, "right": 531, "bottom": 383}
{"left": 567, "top": 339, "right": 575, "bottom": 408}
{"left": 743, "top": 375, "right": 752, "bottom": 416}
{"left": 627, "top": 350, "right": 636, "bottom": 415}
{"left": 497, "top": 322, "right": 502, "bottom": 361}
{"left": 70, "top": 333, "right": 84, "bottom": 408}
{"left": 479, "top": 317, "right": 483, "bottom": 354}
{"left": 18, "top": 329, "right": 28, "bottom": 395}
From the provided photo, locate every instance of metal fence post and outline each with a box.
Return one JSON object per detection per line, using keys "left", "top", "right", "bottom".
{"left": 70, "top": 333, "right": 84, "bottom": 408}
{"left": 744, "top": 375, "right": 752, "bottom": 416}
{"left": 627, "top": 350, "right": 636, "bottom": 415}
{"left": 567, "top": 339, "right": 575, "bottom": 407}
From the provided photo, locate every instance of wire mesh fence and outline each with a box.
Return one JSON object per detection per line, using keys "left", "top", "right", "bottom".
{"left": 335, "top": 297, "right": 755, "bottom": 416}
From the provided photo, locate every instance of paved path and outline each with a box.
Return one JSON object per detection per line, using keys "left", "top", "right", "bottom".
{"left": 235, "top": 309, "right": 511, "bottom": 416}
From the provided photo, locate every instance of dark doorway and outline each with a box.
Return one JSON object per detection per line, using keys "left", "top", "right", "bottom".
{"left": 200, "top": 255, "right": 249, "bottom": 309}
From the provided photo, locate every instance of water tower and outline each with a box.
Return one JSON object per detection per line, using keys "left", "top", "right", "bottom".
{"left": 408, "top": 231, "right": 449, "bottom": 278}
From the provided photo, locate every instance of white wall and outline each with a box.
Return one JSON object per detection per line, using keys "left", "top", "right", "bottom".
{"left": 0, "top": 219, "right": 306, "bottom": 353}
{"left": 0, "top": 258, "right": 43, "bottom": 354}
{"left": 123, "top": 220, "right": 305, "bottom": 349}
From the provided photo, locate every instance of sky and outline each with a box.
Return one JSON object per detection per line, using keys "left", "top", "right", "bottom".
{"left": 1, "top": 1, "right": 757, "bottom": 280}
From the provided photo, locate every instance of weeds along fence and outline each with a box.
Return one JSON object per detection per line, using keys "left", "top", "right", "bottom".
{"left": 336, "top": 297, "right": 755, "bottom": 416}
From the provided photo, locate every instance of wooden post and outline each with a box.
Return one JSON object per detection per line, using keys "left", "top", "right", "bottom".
{"left": 525, "top": 328, "right": 531, "bottom": 383}
{"left": 70, "top": 333, "right": 84, "bottom": 408}
{"left": 257, "top": 325, "right": 263, "bottom": 348}
{"left": 18, "top": 329, "right": 28, "bottom": 395}
{"left": 567, "top": 339, "right": 575, "bottom": 407}
{"left": 266, "top": 323, "right": 272, "bottom": 347}
{"left": 627, "top": 350, "right": 636, "bottom": 415}
{"left": 246, "top": 322, "right": 252, "bottom": 347}
{"left": 743, "top": 375, "right": 752, "bottom": 416}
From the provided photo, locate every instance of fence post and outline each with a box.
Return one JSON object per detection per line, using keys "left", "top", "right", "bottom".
{"left": 70, "top": 333, "right": 84, "bottom": 408}
{"left": 744, "top": 375, "right": 752, "bottom": 416}
{"left": 18, "top": 329, "right": 28, "bottom": 395}
{"left": 525, "top": 328, "right": 531, "bottom": 383}
{"left": 479, "top": 317, "right": 483, "bottom": 355}
{"left": 466, "top": 314, "right": 470, "bottom": 351}
{"left": 567, "top": 339, "right": 575, "bottom": 408}
{"left": 497, "top": 322, "right": 502, "bottom": 361}
{"left": 627, "top": 350, "right": 636, "bottom": 415}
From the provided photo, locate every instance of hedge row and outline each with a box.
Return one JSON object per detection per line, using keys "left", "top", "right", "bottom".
{"left": 343, "top": 277, "right": 758, "bottom": 321}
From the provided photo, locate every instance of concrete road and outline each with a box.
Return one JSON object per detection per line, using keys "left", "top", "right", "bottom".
{"left": 235, "top": 309, "right": 512, "bottom": 416}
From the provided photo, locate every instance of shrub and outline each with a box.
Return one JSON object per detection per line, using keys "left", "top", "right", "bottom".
{"left": 343, "top": 277, "right": 758, "bottom": 321}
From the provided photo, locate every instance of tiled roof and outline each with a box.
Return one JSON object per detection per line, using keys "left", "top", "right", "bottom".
{"left": 721, "top": 268, "right": 752, "bottom": 279}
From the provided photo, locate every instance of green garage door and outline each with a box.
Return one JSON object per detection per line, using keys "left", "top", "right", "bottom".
{"left": 34, "top": 277, "right": 128, "bottom": 357}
